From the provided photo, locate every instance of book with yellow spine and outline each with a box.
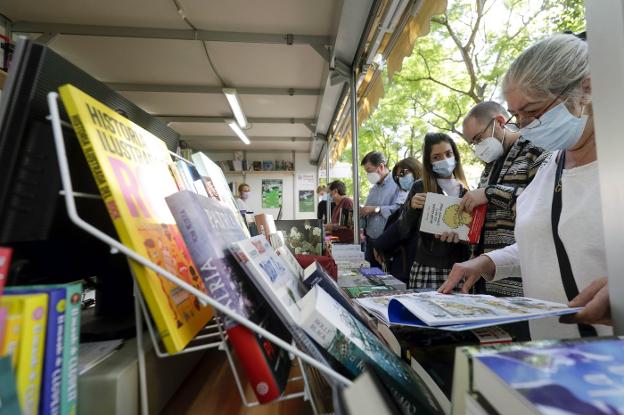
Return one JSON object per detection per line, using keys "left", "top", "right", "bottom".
{"left": 0, "top": 294, "right": 48, "bottom": 415}
{"left": 59, "top": 84, "right": 212, "bottom": 353}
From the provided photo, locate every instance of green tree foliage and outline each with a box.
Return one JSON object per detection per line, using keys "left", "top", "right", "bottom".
{"left": 339, "top": 0, "right": 585, "bottom": 203}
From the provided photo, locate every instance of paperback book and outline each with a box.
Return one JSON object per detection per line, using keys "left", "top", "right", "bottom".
{"left": 357, "top": 292, "right": 580, "bottom": 331}
{"left": 167, "top": 191, "right": 291, "bottom": 403}
{"left": 0, "top": 356, "right": 20, "bottom": 415}
{"left": 275, "top": 246, "right": 304, "bottom": 281}
{"left": 297, "top": 285, "right": 443, "bottom": 414}
{"left": 59, "top": 84, "right": 213, "bottom": 354}
{"left": 420, "top": 193, "right": 487, "bottom": 244}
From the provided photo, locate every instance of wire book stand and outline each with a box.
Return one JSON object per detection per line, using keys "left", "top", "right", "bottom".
{"left": 47, "top": 92, "right": 351, "bottom": 415}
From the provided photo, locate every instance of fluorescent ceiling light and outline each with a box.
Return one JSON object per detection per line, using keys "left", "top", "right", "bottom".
{"left": 222, "top": 88, "right": 248, "bottom": 128}
{"left": 226, "top": 119, "right": 251, "bottom": 145}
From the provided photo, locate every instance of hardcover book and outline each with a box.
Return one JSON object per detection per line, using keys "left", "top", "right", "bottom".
{"left": 297, "top": 285, "right": 443, "bottom": 415}
{"left": 472, "top": 337, "right": 624, "bottom": 415}
{"left": 0, "top": 293, "right": 48, "bottom": 415}
{"left": 262, "top": 160, "right": 274, "bottom": 171}
{"left": 420, "top": 193, "right": 487, "bottom": 244}
{"left": 167, "top": 191, "right": 291, "bottom": 403}
{"left": 274, "top": 219, "right": 324, "bottom": 256}
{"left": 59, "top": 84, "right": 213, "bottom": 354}
{"left": 357, "top": 292, "right": 579, "bottom": 331}
{"left": 6, "top": 282, "right": 82, "bottom": 415}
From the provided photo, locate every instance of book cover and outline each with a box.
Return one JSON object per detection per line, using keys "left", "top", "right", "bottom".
{"left": 386, "top": 292, "right": 580, "bottom": 331}
{"left": 473, "top": 337, "right": 624, "bottom": 415}
{"left": 6, "top": 282, "right": 82, "bottom": 415}
{"left": 302, "top": 262, "right": 375, "bottom": 331}
{"left": 59, "top": 84, "right": 212, "bottom": 354}
{"left": 269, "top": 231, "right": 285, "bottom": 250}
{"left": 0, "top": 306, "right": 6, "bottom": 354}
{"left": 0, "top": 247, "right": 11, "bottom": 294}
{"left": 252, "top": 161, "right": 262, "bottom": 171}
{"left": 254, "top": 213, "right": 277, "bottom": 242}
{"left": 191, "top": 152, "right": 250, "bottom": 237}
{"left": 420, "top": 193, "right": 487, "bottom": 244}
{"left": 274, "top": 219, "right": 324, "bottom": 256}
{"left": 175, "top": 159, "right": 195, "bottom": 191}
{"left": 0, "top": 356, "right": 20, "bottom": 415}
{"left": 275, "top": 246, "right": 304, "bottom": 280}
{"left": 297, "top": 285, "right": 443, "bottom": 415}
{"left": 229, "top": 236, "right": 342, "bottom": 387}
{"left": 0, "top": 293, "right": 48, "bottom": 415}
{"left": 339, "top": 366, "right": 403, "bottom": 415}
{"left": 5, "top": 286, "right": 65, "bottom": 415}
{"left": 167, "top": 191, "right": 291, "bottom": 403}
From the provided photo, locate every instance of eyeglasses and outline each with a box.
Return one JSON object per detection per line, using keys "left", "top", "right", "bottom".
{"left": 397, "top": 168, "right": 412, "bottom": 177}
{"left": 505, "top": 86, "right": 572, "bottom": 131}
{"left": 467, "top": 118, "right": 495, "bottom": 146}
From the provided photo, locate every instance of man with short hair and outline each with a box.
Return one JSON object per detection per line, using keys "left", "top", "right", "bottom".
{"left": 459, "top": 101, "right": 546, "bottom": 296}
{"left": 360, "top": 151, "right": 406, "bottom": 268}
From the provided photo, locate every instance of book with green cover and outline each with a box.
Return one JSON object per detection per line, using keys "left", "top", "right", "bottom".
{"left": 297, "top": 285, "right": 443, "bottom": 414}
{"left": 0, "top": 356, "right": 20, "bottom": 415}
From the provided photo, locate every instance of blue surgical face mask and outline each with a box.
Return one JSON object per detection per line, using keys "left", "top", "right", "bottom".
{"left": 432, "top": 157, "right": 456, "bottom": 177}
{"left": 398, "top": 174, "right": 415, "bottom": 191}
{"left": 521, "top": 101, "right": 588, "bottom": 151}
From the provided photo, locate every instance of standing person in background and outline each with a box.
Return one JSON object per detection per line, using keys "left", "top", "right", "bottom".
{"left": 459, "top": 101, "right": 546, "bottom": 296}
{"left": 399, "top": 133, "right": 471, "bottom": 289}
{"left": 316, "top": 185, "right": 334, "bottom": 223}
{"left": 235, "top": 183, "right": 251, "bottom": 214}
{"left": 325, "top": 180, "right": 354, "bottom": 243}
{"left": 371, "top": 157, "right": 423, "bottom": 282}
{"left": 360, "top": 152, "right": 407, "bottom": 268}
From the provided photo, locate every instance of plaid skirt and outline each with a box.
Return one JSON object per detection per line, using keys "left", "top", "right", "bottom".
{"left": 408, "top": 261, "right": 454, "bottom": 290}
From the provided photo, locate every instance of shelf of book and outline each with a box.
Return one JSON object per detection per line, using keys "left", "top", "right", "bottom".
{"left": 224, "top": 170, "right": 296, "bottom": 176}
{"left": 46, "top": 92, "right": 351, "bottom": 415}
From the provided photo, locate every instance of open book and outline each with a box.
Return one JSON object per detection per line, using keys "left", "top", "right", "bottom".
{"left": 356, "top": 292, "right": 581, "bottom": 331}
{"left": 419, "top": 193, "right": 487, "bottom": 243}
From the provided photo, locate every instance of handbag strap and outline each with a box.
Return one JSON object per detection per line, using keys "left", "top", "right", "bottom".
{"left": 551, "top": 151, "right": 597, "bottom": 337}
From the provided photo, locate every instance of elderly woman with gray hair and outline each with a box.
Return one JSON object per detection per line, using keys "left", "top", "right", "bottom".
{"left": 440, "top": 33, "right": 612, "bottom": 340}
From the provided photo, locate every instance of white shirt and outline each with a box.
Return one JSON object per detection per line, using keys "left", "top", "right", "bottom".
{"left": 436, "top": 178, "right": 461, "bottom": 197}
{"left": 486, "top": 151, "right": 612, "bottom": 340}
{"left": 235, "top": 197, "right": 249, "bottom": 213}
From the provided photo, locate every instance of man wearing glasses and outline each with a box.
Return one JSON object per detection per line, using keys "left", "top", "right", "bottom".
{"left": 458, "top": 101, "right": 546, "bottom": 296}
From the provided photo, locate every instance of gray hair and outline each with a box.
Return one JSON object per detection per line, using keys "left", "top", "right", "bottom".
{"left": 502, "top": 34, "right": 589, "bottom": 101}
{"left": 464, "top": 101, "right": 509, "bottom": 126}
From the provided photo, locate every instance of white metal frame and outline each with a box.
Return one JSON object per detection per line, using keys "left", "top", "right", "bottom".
{"left": 46, "top": 92, "right": 352, "bottom": 415}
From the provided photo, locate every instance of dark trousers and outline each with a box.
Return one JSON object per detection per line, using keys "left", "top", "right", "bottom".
{"left": 365, "top": 235, "right": 381, "bottom": 269}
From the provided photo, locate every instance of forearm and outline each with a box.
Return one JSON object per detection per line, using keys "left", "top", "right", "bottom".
{"left": 483, "top": 243, "right": 520, "bottom": 281}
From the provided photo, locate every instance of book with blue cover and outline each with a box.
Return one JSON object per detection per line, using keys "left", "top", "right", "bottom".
{"left": 472, "top": 337, "right": 624, "bottom": 415}
{"left": 357, "top": 291, "right": 580, "bottom": 331}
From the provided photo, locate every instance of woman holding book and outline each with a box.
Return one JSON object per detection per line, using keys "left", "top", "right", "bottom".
{"left": 440, "top": 34, "right": 612, "bottom": 340}
{"left": 398, "top": 133, "right": 471, "bottom": 288}
{"left": 325, "top": 180, "right": 354, "bottom": 243}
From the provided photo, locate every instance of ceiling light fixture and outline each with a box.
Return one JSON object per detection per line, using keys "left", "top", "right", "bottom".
{"left": 226, "top": 119, "right": 251, "bottom": 145}
{"left": 222, "top": 88, "right": 248, "bottom": 129}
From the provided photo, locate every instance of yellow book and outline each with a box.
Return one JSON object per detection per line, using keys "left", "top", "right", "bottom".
{"left": 0, "top": 294, "right": 48, "bottom": 415}
{"left": 58, "top": 84, "right": 213, "bottom": 354}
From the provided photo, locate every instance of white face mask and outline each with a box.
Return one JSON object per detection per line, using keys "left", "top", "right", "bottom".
{"left": 319, "top": 193, "right": 327, "bottom": 201}
{"left": 241, "top": 191, "right": 250, "bottom": 200}
{"left": 474, "top": 122, "right": 505, "bottom": 163}
{"left": 367, "top": 171, "right": 381, "bottom": 184}
{"left": 521, "top": 101, "right": 588, "bottom": 151}
{"left": 432, "top": 157, "right": 456, "bottom": 177}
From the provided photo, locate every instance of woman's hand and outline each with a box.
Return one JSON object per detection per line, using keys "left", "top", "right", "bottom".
{"left": 560, "top": 277, "right": 612, "bottom": 326}
{"left": 438, "top": 255, "right": 496, "bottom": 294}
{"left": 410, "top": 193, "right": 427, "bottom": 210}
{"left": 436, "top": 232, "right": 460, "bottom": 243}
{"left": 460, "top": 188, "right": 488, "bottom": 213}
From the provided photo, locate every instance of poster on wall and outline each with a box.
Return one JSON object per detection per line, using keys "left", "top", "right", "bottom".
{"left": 297, "top": 173, "right": 316, "bottom": 189}
{"left": 262, "top": 179, "right": 283, "bottom": 208}
{"left": 298, "top": 190, "right": 315, "bottom": 213}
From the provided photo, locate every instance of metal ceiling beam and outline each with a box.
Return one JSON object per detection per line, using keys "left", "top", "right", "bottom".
{"left": 13, "top": 22, "right": 332, "bottom": 46}
{"left": 160, "top": 116, "right": 315, "bottom": 125}
{"left": 182, "top": 136, "right": 312, "bottom": 142}
{"left": 107, "top": 83, "right": 321, "bottom": 96}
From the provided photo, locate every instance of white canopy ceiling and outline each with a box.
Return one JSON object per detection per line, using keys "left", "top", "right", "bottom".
{"left": 2, "top": 0, "right": 375, "bottom": 158}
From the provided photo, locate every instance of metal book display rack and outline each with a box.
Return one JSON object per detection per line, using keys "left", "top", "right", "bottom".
{"left": 46, "top": 92, "right": 352, "bottom": 415}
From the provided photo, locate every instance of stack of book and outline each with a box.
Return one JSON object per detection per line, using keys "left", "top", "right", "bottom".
{"left": 0, "top": 250, "right": 82, "bottom": 415}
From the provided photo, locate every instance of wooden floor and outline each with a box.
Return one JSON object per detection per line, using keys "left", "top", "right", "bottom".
{"left": 162, "top": 349, "right": 314, "bottom": 415}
